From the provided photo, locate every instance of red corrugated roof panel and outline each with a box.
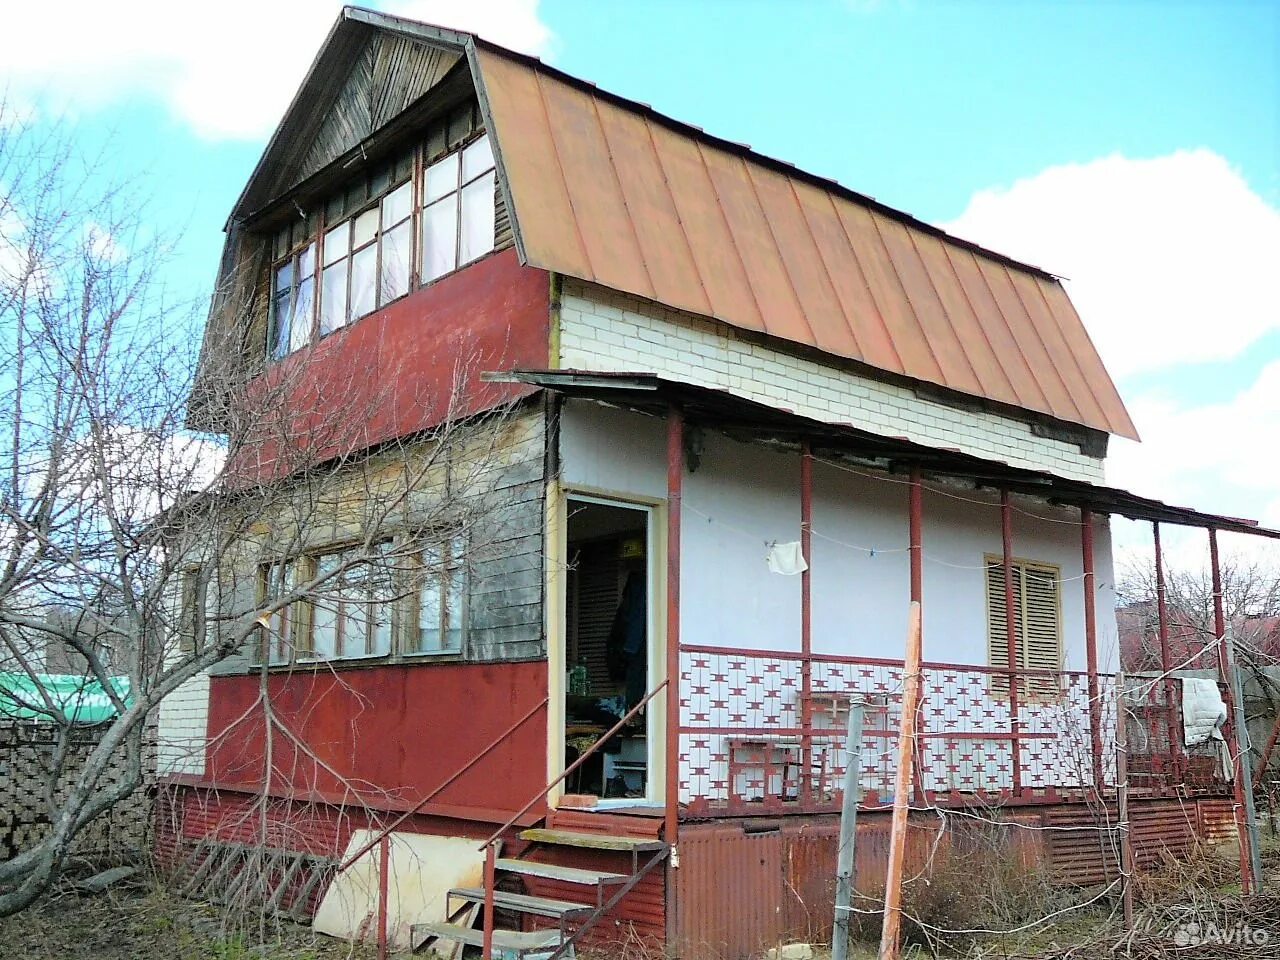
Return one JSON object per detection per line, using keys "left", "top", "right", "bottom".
{"left": 474, "top": 45, "right": 1139, "bottom": 440}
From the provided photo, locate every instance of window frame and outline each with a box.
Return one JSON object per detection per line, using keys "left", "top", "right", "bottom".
{"left": 420, "top": 132, "right": 496, "bottom": 285}
{"left": 318, "top": 176, "right": 415, "bottom": 338}
{"left": 306, "top": 542, "right": 395, "bottom": 662}
{"left": 177, "top": 566, "right": 204, "bottom": 654}
{"left": 267, "top": 238, "right": 318, "bottom": 362}
{"left": 263, "top": 130, "right": 498, "bottom": 365}
{"left": 405, "top": 534, "right": 468, "bottom": 658}
{"left": 258, "top": 557, "right": 308, "bottom": 666}
{"left": 253, "top": 533, "right": 469, "bottom": 669}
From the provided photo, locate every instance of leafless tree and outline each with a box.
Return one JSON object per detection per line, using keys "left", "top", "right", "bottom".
{"left": 1116, "top": 553, "right": 1280, "bottom": 673}
{"left": 0, "top": 102, "right": 524, "bottom": 917}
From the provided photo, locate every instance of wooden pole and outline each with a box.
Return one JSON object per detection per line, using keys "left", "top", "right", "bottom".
{"left": 1209, "top": 528, "right": 1257, "bottom": 895}
{"left": 1223, "top": 627, "right": 1264, "bottom": 893}
{"left": 1153, "top": 523, "right": 1182, "bottom": 781}
{"left": 377, "top": 835, "right": 391, "bottom": 960}
{"left": 481, "top": 841, "right": 496, "bottom": 959}
{"left": 1114, "top": 672, "right": 1134, "bottom": 931}
{"left": 832, "top": 701, "right": 866, "bottom": 960}
{"left": 879, "top": 602, "right": 923, "bottom": 960}
{"left": 665, "top": 407, "right": 684, "bottom": 947}
{"left": 907, "top": 469, "right": 925, "bottom": 806}
{"left": 666, "top": 407, "right": 683, "bottom": 850}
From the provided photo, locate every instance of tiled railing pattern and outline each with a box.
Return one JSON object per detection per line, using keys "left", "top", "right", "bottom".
{"left": 678, "top": 646, "right": 1227, "bottom": 814}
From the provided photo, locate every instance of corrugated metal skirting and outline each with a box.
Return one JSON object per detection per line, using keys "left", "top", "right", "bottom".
{"left": 673, "top": 797, "right": 1236, "bottom": 960}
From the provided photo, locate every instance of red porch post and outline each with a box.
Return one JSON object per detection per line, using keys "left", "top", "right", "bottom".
{"left": 1001, "top": 492, "right": 1022, "bottom": 799}
{"left": 1209, "top": 528, "right": 1255, "bottom": 895}
{"left": 909, "top": 468, "right": 923, "bottom": 605}
{"left": 908, "top": 467, "right": 924, "bottom": 804}
{"left": 800, "top": 442, "right": 814, "bottom": 809}
{"left": 1080, "top": 509, "right": 1105, "bottom": 790}
{"left": 1153, "top": 523, "right": 1180, "bottom": 781}
{"left": 665, "top": 407, "right": 683, "bottom": 850}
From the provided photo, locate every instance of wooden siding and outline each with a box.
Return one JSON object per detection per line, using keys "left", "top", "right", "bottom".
{"left": 466, "top": 409, "right": 547, "bottom": 662}
{"left": 204, "top": 250, "right": 551, "bottom": 676}
{"left": 284, "top": 35, "right": 460, "bottom": 200}
{"left": 205, "top": 403, "right": 548, "bottom": 677}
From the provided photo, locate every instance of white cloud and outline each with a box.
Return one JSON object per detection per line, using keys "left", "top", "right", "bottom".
{"left": 942, "top": 150, "right": 1280, "bottom": 379}
{"left": 1107, "top": 363, "right": 1280, "bottom": 525}
{"left": 0, "top": 0, "right": 554, "bottom": 141}
{"left": 943, "top": 151, "right": 1280, "bottom": 571}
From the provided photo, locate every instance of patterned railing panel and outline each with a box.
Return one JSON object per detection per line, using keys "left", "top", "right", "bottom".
{"left": 678, "top": 645, "right": 1227, "bottom": 814}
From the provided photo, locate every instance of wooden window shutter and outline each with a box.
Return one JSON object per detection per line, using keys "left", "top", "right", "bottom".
{"left": 985, "top": 556, "right": 1062, "bottom": 696}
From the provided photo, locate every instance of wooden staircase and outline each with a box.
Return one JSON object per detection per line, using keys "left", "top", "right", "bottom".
{"left": 411, "top": 819, "right": 669, "bottom": 958}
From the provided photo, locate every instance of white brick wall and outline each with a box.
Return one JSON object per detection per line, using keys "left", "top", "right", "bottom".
{"left": 558, "top": 281, "right": 1106, "bottom": 483}
{"left": 156, "top": 669, "right": 209, "bottom": 777}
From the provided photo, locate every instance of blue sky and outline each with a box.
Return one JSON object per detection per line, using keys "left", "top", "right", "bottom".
{"left": 4, "top": 0, "right": 1278, "bottom": 564}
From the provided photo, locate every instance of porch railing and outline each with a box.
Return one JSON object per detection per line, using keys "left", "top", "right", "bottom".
{"left": 677, "top": 644, "right": 1229, "bottom": 815}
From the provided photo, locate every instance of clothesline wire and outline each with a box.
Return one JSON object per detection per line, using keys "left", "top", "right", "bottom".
{"left": 683, "top": 500, "right": 1100, "bottom": 587}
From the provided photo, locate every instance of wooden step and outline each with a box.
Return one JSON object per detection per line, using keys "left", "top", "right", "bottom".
{"left": 449, "top": 887, "right": 593, "bottom": 919}
{"left": 410, "top": 921, "right": 561, "bottom": 954}
{"left": 519, "top": 828, "right": 667, "bottom": 852}
{"left": 496, "top": 858, "right": 628, "bottom": 885}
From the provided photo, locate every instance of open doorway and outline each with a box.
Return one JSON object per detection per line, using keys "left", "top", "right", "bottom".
{"left": 563, "top": 496, "right": 654, "bottom": 802}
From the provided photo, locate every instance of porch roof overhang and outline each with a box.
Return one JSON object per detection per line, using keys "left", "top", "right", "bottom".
{"left": 492, "top": 369, "right": 1280, "bottom": 541}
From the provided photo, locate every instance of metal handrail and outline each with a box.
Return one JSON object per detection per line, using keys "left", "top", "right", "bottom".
{"left": 476, "top": 679, "right": 669, "bottom": 960}
{"left": 479, "top": 678, "right": 669, "bottom": 850}
{"left": 340, "top": 695, "right": 550, "bottom": 871}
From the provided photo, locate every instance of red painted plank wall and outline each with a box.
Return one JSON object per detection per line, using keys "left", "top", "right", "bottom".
{"left": 226, "top": 247, "right": 551, "bottom": 482}
{"left": 203, "top": 660, "right": 549, "bottom": 818}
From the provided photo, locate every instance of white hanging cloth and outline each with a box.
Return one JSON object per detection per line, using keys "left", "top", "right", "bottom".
{"left": 766, "top": 541, "right": 808, "bottom": 576}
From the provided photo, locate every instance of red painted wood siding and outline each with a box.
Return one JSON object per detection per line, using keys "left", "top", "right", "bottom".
{"left": 228, "top": 248, "right": 550, "bottom": 481}
{"left": 203, "top": 660, "right": 549, "bottom": 817}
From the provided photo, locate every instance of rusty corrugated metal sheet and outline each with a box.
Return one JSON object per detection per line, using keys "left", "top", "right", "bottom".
{"left": 1197, "top": 799, "right": 1237, "bottom": 845}
{"left": 674, "top": 799, "right": 1230, "bottom": 957}
{"left": 474, "top": 45, "right": 1138, "bottom": 441}
{"left": 675, "top": 817, "right": 953, "bottom": 959}
{"left": 676, "top": 825, "right": 785, "bottom": 960}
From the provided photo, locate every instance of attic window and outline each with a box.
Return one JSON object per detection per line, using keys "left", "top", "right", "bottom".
{"left": 320, "top": 175, "right": 414, "bottom": 335}
{"left": 420, "top": 134, "right": 496, "bottom": 283}
{"left": 269, "top": 239, "right": 316, "bottom": 361}
{"left": 261, "top": 126, "right": 498, "bottom": 364}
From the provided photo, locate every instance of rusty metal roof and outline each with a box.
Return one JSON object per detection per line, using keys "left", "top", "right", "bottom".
{"left": 473, "top": 45, "right": 1138, "bottom": 441}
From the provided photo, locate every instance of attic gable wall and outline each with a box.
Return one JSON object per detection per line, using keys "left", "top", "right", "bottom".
{"left": 239, "top": 27, "right": 463, "bottom": 219}
{"left": 292, "top": 36, "right": 462, "bottom": 193}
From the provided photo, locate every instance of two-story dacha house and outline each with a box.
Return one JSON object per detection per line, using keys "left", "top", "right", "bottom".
{"left": 156, "top": 8, "right": 1274, "bottom": 958}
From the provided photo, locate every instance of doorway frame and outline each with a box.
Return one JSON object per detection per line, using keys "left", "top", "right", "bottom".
{"left": 546, "top": 484, "right": 667, "bottom": 809}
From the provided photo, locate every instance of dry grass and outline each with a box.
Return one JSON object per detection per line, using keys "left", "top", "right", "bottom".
{"left": 961, "top": 835, "right": 1280, "bottom": 959}
{"left": 0, "top": 869, "right": 378, "bottom": 960}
